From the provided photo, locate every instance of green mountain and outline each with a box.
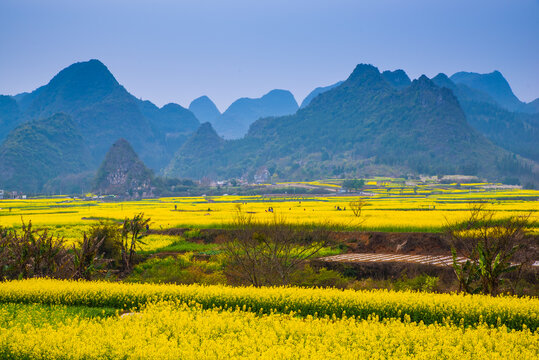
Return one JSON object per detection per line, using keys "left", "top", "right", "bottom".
{"left": 21, "top": 60, "right": 163, "bottom": 168}
{"left": 0, "top": 113, "right": 92, "bottom": 193}
{"left": 166, "top": 122, "right": 225, "bottom": 179}
{"left": 93, "top": 138, "right": 154, "bottom": 197}
{"left": 450, "top": 71, "right": 537, "bottom": 113}
{"left": 0, "top": 96, "right": 21, "bottom": 142}
{"left": 432, "top": 73, "right": 539, "bottom": 162}
{"left": 189, "top": 96, "right": 221, "bottom": 123}
{"left": 137, "top": 100, "right": 200, "bottom": 157}
{"left": 168, "top": 64, "right": 517, "bottom": 181}
{"left": 213, "top": 89, "right": 299, "bottom": 139}
{"left": 300, "top": 70, "right": 410, "bottom": 110}
{"left": 13, "top": 59, "right": 199, "bottom": 170}
{"left": 381, "top": 70, "right": 411, "bottom": 90}
{"left": 300, "top": 81, "right": 343, "bottom": 108}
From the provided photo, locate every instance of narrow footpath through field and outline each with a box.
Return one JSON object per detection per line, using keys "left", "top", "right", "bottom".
{"left": 320, "top": 253, "right": 539, "bottom": 267}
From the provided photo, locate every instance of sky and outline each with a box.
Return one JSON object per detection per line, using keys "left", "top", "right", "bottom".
{"left": 1, "top": 0, "right": 538, "bottom": 111}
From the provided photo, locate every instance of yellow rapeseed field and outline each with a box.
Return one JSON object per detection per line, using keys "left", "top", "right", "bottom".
{"left": 1, "top": 279, "right": 537, "bottom": 330}
{"left": 1, "top": 301, "right": 537, "bottom": 359}
{"left": 1, "top": 186, "right": 538, "bottom": 244}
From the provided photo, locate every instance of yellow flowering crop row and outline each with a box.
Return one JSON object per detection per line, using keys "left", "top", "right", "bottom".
{"left": 0, "top": 301, "right": 537, "bottom": 359}
{"left": 1, "top": 279, "right": 537, "bottom": 331}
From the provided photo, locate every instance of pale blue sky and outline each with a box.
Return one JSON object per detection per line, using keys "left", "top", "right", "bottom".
{"left": 1, "top": 0, "right": 538, "bottom": 110}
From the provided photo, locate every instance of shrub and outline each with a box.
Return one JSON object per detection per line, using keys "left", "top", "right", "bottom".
{"left": 126, "top": 254, "right": 226, "bottom": 285}
{"left": 0, "top": 221, "right": 71, "bottom": 280}
{"left": 289, "top": 265, "right": 351, "bottom": 289}
{"left": 88, "top": 222, "right": 122, "bottom": 265}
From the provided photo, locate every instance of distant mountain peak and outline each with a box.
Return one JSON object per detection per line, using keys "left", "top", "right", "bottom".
{"left": 196, "top": 122, "right": 223, "bottom": 140}
{"left": 262, "top": 89, "right": 294, "bottom": 99}
{"left": 48, "top": 59, "right": 119, "bottom": 90}
{"left": 193, "top": 95, "right": 212, "bottom": 102}
{"left": 409, "top": 75, "right": 461, "bottom": 110}
{"left": 112, "top": 137, "right": 133, "bottom": 149}
{"left": 212, "top": 89, "right": 298, "bottom": 139}
{"left": 432, "top": 72, "right": 451, "bottom": 82}
{"left": 381, "top": 69, "right": 411, "bottom": 90}
{"left": 161, "top": 102, "right": 188, "bottom": 112}
{"left": 411, "top": 75, "right": 441, "bottom": 90}
{"left": 347, "top": 64, "right": 382, "bottom": 83}
{"left": 450, "top": 70, "right": 524, "bottom": 112}
{"left": 26, "top": 59, "right": 123, "bottom": 120}
{"left": 431, "top": 73, "right": 459, "bottom": 91}
{"left": 189, "top": 96, "right": 221, "bottom": 124}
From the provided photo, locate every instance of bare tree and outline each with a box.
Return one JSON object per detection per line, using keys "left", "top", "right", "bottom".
{"left": 223, "top": 206, "right": 336, "bottom": 286}
{"left": 349, "top": 197, "right": 367, "bottom": 218}
{"left": 445, "top": 204, "right": 537, "bottom": 295}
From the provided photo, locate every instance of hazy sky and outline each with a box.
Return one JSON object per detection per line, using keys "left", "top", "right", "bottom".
{"left": 1, "top": 0, "right": 538, "bottom": 111}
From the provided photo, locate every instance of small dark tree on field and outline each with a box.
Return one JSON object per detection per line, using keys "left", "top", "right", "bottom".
{"left": 223, "top": 206, "right": 337, "bottom": 286}
{"left": 342, "top": 179, "right": 365, "bottom": 192}
{"left": 120, "top": 213, "right": 151, "bottom": 271}
{"left": 444, "top": 205, "right": 537, "bottom": 295}
{"left": 349, "top": 197, "right": 367, "bottom": 218}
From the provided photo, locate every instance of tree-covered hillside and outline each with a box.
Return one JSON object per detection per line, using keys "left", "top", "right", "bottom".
{"left": 432, "top": 73, "right": 539, "bottom": 162}
{"left": 450, "top": 71, "right": 539, "bottom": 114}
{"left": 167, "top": 64, "right": 518, "bottom": 181}
{"left": 0, "top": 96, "right": 21, "bottom": 143}
{"left": 0, "top": 113, "right": 92, "bottom": 193}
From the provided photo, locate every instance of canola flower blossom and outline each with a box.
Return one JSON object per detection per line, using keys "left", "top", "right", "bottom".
{"left": 1, "top": 279, "right": 538, "bottom": 331}
{"left": 0, "top": 301, "right": 537, "bottom": 359}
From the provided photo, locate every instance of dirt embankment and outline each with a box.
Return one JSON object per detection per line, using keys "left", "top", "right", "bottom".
{"left": 148, "top": 227, "right": 538, "bottom": 261}
{"left": 148, "top": 228, "right": 452, "bottom": 254}
{"left": 333, "top": 231, "right": 451, "bottom": 255}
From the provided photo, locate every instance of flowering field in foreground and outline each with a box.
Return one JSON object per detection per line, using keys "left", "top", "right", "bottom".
{"left": 1, "top": 279, "right": 538, "bottom": 331}
{"left": 0, "top": 302, "right": 537, "bottom": 360}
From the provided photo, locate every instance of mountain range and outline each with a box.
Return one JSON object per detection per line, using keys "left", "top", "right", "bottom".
{"left": 1, "top": 59, "right": 538, "bottom": 193}
{"left": 3, "top": 60, "right": 198, "bottom": 171}
{"left": 206, "top": 89, "right": 299, "bottom": 139}
{"left": 0, "top": 60, "right": 299, "bottom": 192}
{"left": 167, "top": 65, "right": 528, "bottom": 182}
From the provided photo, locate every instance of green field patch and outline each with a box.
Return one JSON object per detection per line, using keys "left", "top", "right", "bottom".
{"left": 0, "top": 303, "right": 117, "bottom": 328}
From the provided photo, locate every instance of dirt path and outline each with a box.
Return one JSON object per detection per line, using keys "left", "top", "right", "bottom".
{"left": 319, "top": 253, "right": 539, "bottom": 267}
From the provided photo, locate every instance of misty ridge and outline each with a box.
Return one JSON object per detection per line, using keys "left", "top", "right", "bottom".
{"left": 0, "top": 59, "right": 538, "bottom": 195}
